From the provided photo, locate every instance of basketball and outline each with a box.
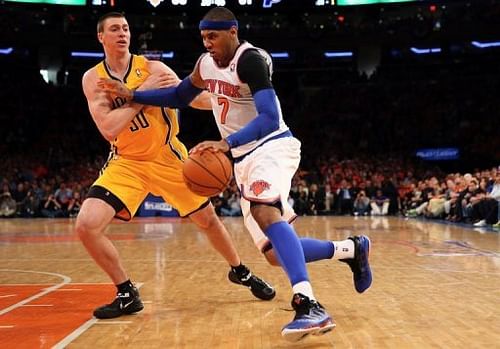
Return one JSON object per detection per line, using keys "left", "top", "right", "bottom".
{"left": 182, "top": 151, "right": 233, "bottom": 197}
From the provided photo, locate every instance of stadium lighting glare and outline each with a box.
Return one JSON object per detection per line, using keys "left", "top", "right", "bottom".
{"left": 324, "top": 51, "right": 353, "bottom": 58}
{"left": 161, "top": 51, "right": 174, "bottom": 59}
{"left": 270, "top": 52, "right": 289, "bottom": 59}
{"left": 410, "top": 47, "right": 441, "bottom": 54}
{"left": 471, "top": 40, "right": 500, "bottom": 48}
{"left": 71, "top": 51, "right": 174, "bottom": 59}
{"left": 0, "top": 47, "right": 14, "bottom": 55}
{"left": 71, "top": 51, "right": 105, "bottom": 58}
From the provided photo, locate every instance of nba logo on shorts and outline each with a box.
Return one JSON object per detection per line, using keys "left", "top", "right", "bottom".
{"left": 230, "top": 63, "right": 236, "bottom": 72}
{"left": 250, "top": 180, "right": 271, "bottom": 196}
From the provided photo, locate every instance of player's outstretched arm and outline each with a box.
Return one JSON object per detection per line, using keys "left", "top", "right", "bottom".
{"left": 131, "top": 58, "right": 205, "bottom": 108}
{"left": 148, "top": 60, "right": 211, "bottom": 110}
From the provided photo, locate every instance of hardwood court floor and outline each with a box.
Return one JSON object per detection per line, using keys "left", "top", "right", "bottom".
{"left": 0, "top": 216, "right": 499, "bottom": 348}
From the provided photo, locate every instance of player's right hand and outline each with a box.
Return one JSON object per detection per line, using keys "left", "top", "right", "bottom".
{"left": 190, "top": 139, "right": 230, "bottom": 154}
{"left": 97, "top": 78, "right": 133, "bottom": 99}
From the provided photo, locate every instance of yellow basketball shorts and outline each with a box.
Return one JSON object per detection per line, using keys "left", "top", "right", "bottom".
{"left": 88, "top": 146, "right": 208, "bottom": 220}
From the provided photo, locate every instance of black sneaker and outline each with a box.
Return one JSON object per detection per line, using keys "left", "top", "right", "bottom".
{"left": 281, "top": 293, "right": 336, "bottom": 342}
{"left": 228, "top": 268, "right": 276, "bottom": 301}
{"left": 340, "top": 235, "right": 372, "bottom": 293}
{"left": 93, "top": 287, "right": 144, "bottom": 319}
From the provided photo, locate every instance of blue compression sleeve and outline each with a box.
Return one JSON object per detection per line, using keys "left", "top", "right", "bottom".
{"left": 300, "top": 238, "right": 335, "bottom": 262}
{"left": 265, "top": 221, "right": 309, "bottom": 286}
{"left": 225, "top": 88, "right": 280, "bottom": 148}
{"left": 132, "top": 77, "right": 203, "bottom": 108}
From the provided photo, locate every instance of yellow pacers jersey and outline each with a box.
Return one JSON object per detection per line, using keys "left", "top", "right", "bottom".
{"left": 95, "top": 55, "right": 184, "bottom": 161}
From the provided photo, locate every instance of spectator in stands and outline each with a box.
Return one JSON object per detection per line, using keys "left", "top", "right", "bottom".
{"left": 405, "top": 181, "right": 425, "bottom": 217}
{"left": 461, "top": 179, "right": 484, "bottom": 223}
{"left": 401, "top": 182, "right": 417, "bottom": 215}
{"left": 406, "top": 178, "right": 437, "bottom": 218}
{"left": 382, "top": 179, "right": 399, "bottom": 215}
{"left": 67, "top": 191, "right": 83, "bottom": 218}
{"left": 472, "top": 173, "right": 500, "bottom": 226}
{"left": 307, "top": 183, "right": 326, "bottom": 215}
{"left": 21, "top": 183, "right": 41, "bottom": 217}
{"left": 11, "top": 182, "right": 27, "bottom": 217}
{"left": 423, "top": 187, "right": 446, "bottom": 219}
{"left": 370, "top": 189, "right": 390, "bottom": 216}
{"left": 443, "top": 178, "right": 459, "bottom": 218}
{"left": 364, "top": 179, "right": 378, "bottom": 200}
{"left": 323, "top": 183, "right": 334, "bottom": 214}
{"left": 0, "top": 184, "right": 16, "bottom": 218}
{"left": 335, "top": 179, "right": 354, "bottom": 215}
{"left": 447, "top": 175, "right": 468, "bottom": 222}
{"left": 41, "top": 194, "right": 64, "bottom": 218}
{"left": 54, "top": 182, "right": 73, "bottom": 213}
{"left": 353, "top": 190, "right": 370, "bottom": 216}
{"left": 292, "top": 182, "right": 309, "bottom": 216}
{"left": 220, "top": 183, "right": 242, "bottom": 217}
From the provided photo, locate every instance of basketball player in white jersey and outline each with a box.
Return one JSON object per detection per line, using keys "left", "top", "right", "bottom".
{"left": 100, "top": 7, "right": 372, "bottom": 342}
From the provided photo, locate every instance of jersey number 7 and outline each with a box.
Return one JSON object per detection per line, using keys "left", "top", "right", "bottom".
{"left": 217, "top": 97, "right": 229, "bottom": 124}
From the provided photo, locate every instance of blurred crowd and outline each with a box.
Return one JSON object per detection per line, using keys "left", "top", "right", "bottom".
{"left": 0, "top": 157, "right": 101, "bottom": 218}
{"left": 1, "top": 49, "right": 499, "bottom": 229}
{"left": 211, "top": 160, "right": 500, "bottom": 229}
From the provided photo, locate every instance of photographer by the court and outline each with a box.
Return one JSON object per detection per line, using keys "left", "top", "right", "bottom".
{"left": 353, "top": 190, "right": 370, "bottom": 216}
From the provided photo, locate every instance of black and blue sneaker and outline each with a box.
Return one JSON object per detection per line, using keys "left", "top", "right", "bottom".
{"left": 228, "top": 266, "right": 276, "bottom": 301}
{"left": 340, "top": 235, "right": 372, "bottom": 293}
{"left": 281, "top": 293, "right": 336, "bottom": 342}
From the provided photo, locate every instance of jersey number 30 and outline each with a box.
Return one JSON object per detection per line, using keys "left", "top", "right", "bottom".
{"left": 130, "top": 112, "right": 150, "bottom": 132}
{"left": 218, "top": 97, "right": 229, "bottom": 124}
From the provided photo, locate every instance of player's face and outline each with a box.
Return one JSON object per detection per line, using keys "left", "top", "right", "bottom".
{"left": 201, "top": 28, "right": 236, "bottom": 67}
{"left": 99, "top": 17, "right": 130, "bottom": 53}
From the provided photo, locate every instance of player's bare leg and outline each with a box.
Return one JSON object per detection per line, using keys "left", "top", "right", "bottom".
{"left": 76, "top": 198, "right": 143, "bottom": 318}
{"left": 76, "top": 199, "right": 127, "bottom": 283}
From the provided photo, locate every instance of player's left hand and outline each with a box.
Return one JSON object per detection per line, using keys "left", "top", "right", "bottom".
{"left": 190, "top": 140, "right": 229, "bottom": 154}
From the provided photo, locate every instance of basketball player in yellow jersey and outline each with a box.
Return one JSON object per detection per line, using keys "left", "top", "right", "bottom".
{"left": 77, "top": 12, "right": 275, "bottom": 320}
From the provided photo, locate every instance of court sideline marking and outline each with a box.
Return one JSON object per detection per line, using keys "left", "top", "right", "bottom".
{"left": 52, "top": 282, "right": 143, "bottom": 348}
{"left": 0, "top": 269, "right": 70, "bottom": 316}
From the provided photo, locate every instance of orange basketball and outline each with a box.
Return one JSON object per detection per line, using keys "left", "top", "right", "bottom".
{"left": 182, "top": 150, "right": 233, "bottom": 197}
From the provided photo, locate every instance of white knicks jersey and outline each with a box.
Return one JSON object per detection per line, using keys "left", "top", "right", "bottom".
{"left": 198, "top": 41, "right": 289, "bottom": 158}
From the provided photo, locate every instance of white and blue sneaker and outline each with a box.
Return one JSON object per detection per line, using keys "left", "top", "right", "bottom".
{"left": 341, "top": 235, "right": 372, "bottom": 293}
{"left": 281, "top": 293, "right": 336, "bottom": 342}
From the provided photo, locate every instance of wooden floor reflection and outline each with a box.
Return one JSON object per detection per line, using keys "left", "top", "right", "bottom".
{"left": 0, "top": 216, "right": 499, "bottom": 348}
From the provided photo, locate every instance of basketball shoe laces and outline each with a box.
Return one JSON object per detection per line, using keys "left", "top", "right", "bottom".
{"left": 291, "top": 293, "right": 326, "bottom": 322}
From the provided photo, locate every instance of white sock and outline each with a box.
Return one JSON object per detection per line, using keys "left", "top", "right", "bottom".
{"left": 331, "top": 239, "right": 355, "bottom": 259}
{"left": 292, "top": 281, "right": 315, "bottom": 300}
